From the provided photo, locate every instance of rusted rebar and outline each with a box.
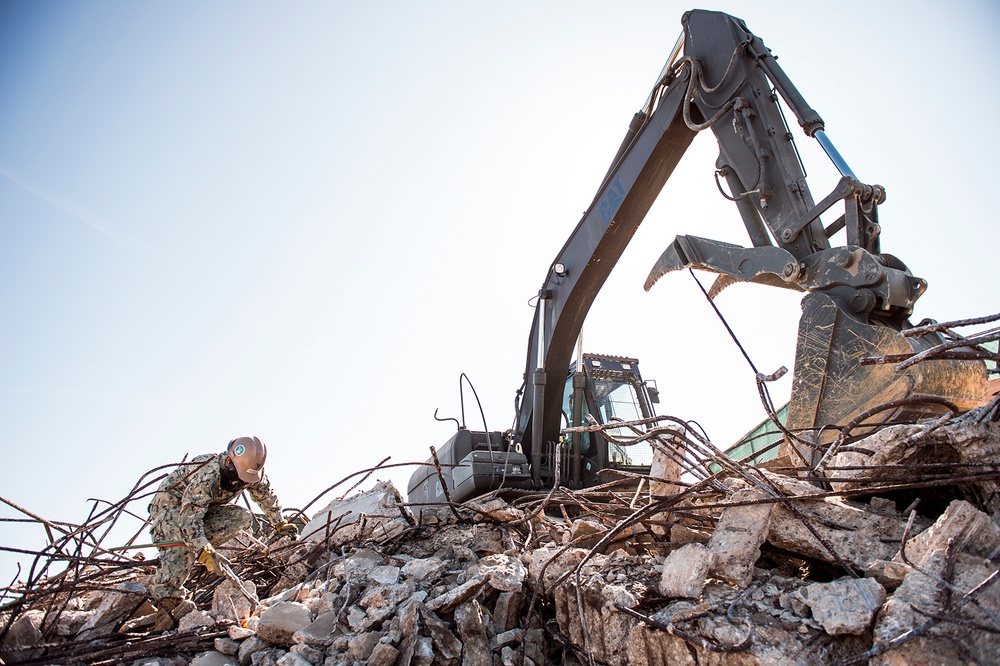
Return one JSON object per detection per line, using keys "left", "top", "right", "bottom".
{"left": 3, "top": 373, "right": 999, "bottom": 663}
{"left": 430, "top": 446, "right": 463, "bottom": 522}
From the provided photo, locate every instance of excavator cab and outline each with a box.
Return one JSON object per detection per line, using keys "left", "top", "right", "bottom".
{"left": 560, "top": 354, "right": 657, "bottom": 488}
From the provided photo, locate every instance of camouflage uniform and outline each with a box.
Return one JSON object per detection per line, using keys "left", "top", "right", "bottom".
{"left": 148, "top": 452, "right": 283, "bottom": 600}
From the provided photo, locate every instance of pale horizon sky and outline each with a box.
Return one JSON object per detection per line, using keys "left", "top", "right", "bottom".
{"left": 2, "top": 1, "right": 998, "bottom": 581}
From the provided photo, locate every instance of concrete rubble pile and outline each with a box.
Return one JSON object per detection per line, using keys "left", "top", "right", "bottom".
{"left": 3, "top": 404, "right": 1000, "bottom": 665}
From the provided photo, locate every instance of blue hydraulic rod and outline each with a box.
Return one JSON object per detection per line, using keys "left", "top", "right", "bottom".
{"left": 814, "top": 130, "right": 857, "bottom": 180}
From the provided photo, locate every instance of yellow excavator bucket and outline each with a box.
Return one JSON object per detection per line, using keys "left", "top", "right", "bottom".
{"left": 782, "top": 292, "right": 989, "bottom": 466}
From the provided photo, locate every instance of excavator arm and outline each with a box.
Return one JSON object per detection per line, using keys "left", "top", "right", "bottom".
{"left": 515, "top": 9, "right": 986, "bottom": 480}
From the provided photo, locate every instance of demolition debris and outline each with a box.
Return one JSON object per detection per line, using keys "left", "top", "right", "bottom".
{"left": 1, "top": 321, "right": 999, "bottom": 665}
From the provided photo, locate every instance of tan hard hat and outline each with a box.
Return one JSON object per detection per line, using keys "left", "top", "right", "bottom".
{"left": 227, "top": 436, "right": 267, "bottom": 483}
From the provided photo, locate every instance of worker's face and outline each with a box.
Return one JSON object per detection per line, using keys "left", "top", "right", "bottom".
{"left": 221, "top": 456, "right": 247, "bottom": 493}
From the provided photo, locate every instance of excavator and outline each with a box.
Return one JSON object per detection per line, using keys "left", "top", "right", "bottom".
{"left": 407, "top": 9, "right": 988, "bottom": 509}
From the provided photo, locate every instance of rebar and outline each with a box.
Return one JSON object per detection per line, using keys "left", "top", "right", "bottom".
{"left": 860, "top": 311, "right": 1000, "bottom": 373}
{"left": 2, "top": 347, "right": 999, "bottom": 663}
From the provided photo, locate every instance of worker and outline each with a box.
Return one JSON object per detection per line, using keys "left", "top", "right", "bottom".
{"left": 146, "top": 436, "right": 298, "bottom": 630}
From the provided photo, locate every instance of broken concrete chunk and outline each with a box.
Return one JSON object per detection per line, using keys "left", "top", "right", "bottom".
{"left": 75, "top": 580, "right": 147, "bottom": 639}
{"left": 525, "top": 546, "right": 588, "bottom": 589}
{"left": 831, "top": 421, "right": 1000, "bottom": 512}
{"left": 500, "top": 645, "right": 521, "bottom": 666}
{"left": 346, "top": 604, "right": 368, "bottom": 631}
{"left": 213, "top": 578, "right": 258, "bottom": 623}
{"left": 492, "top": 589, "right": 525, "bottom": 633}
{"left": 288, "top": 643, "right": 324, "bottom": 664}
{"left": 764, "top": 472, "right": 906, "bottom": 570}
{"left": 491, "top": 627, "right": 524, "bottom": 650}
{"left": 707, "top": 488, "right": 773, "bottom": 587}
{"left": 455, "top": 600, "right": 491, "bottom": 666}
{"left": 413, "top": 636, "right": 435, "bottom": 666}
{"left": 471, "top": 525, "right": 507, "bottom": 556}
{"left": 42, "top": 609, "right": 90, "bottom": 638}
{"left": 567, "top": 516, "right": 605, "bottom": 547}
{"left": 257, "top": 601, "right": 314, "bottom": 647}
{"left": 311, "top": 590, "right": 340, "bottom": 617}
{"left": 443, "top": 542, "right": 480, "bottom": 564}
{"left": 425, "top": 576, "right": 489, "bottom": 614}
{"left": 346, "top": 631, "right": 384, "bottom": 661}
{"left": 274, "top": 651, "right": 312, "bottom": 666}
{"left": 525, "top": 626, "right": 549, "bottom": 665}
{"left": 259, "top": 584, "right": 301, "bottom": 608}
{"left": 401, "top": 556, "right": 446, "bottom": 584}
{"left": 292, "top": 609, "right": 339, "bottom": 647}
{"left": 778, "top": 590, "right": 809, "bottom": 617}
{"left": 229, "top": 624, "right": 255, "bottom": 640}
{"left": 649, "top": 432, "right": 683, "bottom": 498}
{"left": 553, "top": 576, "right": 638, "bottom": 666}
{"left": 359, "top": 582, "right": 412, "bottom": 610}
{"left": 602, "top": 583, "right": 639, "bottom": 610}
{"left": 475, "top": 553, "right": 528, "bottom": 592}
{"left": 395, "top": 599, "right": 420, "bottom": 663}
{"left": 828, "top": 424, "right": 926, "bottom": 490}
{"left": 52, "top": 608, "right": 92, "bottom": 637}
{"left": 367, "top": 564, "right": 401, "bottom": 586}
{"left": 648, "top": 435, "right": 685, "bottom": 539}
{"left": 178, "top": 609, "right": 216, "bottom": 632}
{"left": 669, "top": 522, "right": 711, "bottom": 545}
{"left": 415, "top": 604, "right": 462, "bottom": 661}
{"left": 302, "top": 481, "right": 412, "bottom": 548}
{"left": 659, "top": 542, "right": 714, "bottom": 599}
{"left": 249, "top": 647, "right": 286, "bottom": 666}
{"left": 214, "top": 637, "right": 240, "bottom": 656}
{"left": 237, "top": 635, "right": 269, "bottom": 666}
{"left": 0, "top": 609, "right": 44, "bottom": 661}
{"left": 332, "top": 548, "right": 383, "bottom": 580}
{"left": 465, "top": 497, "right": 524, "bottom": 523}
{"left": 873, "top": 547, "right": 1000, "bottom": 665}
{"left": 900, "top": 499, "right": 1000, "bottom": 566}
{"left": 367, "top": 642, "right": 401, "bottom": 666}
{"left": 868, "top": 496, "right": 897, "bottom": 513}
{"left": 769, "top": 504, "right": 899, "bottom": 571}
{"left": 190, "top": 651, "right": 238, "bottom": 666}
{"left": 626, "top": 621, "right": 699, "bottom": 666}
{"left": 328, "top": 631, "right": 350, "bottom": 650}
{"left": 363, "top": 600, "right": 398, "bottom": 631}
{"left": 873, "top": 549, "right": 953, "bottom": 664}
{"left": 795, "top": 577, "right": 886, "bottom": 635}
{"left": 865, "top": 559, "right": 911, "bottom": 590}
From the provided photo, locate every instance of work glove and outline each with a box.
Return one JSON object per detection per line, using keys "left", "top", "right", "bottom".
{"left": 197, "top": 543, "right": 228, "bottom": 574}
{"left": 274, "top": 520, "right": 299, "bottom": 539}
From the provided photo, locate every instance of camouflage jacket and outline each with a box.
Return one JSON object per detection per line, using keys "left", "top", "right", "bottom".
{"left": 148, "top": 452, "right": 283, "bottom": 551}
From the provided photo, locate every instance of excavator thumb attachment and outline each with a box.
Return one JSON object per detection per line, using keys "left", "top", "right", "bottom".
{"left": 782, "top": 292, "right": 989, "bottom": 466}
{"left": 644, "top": 235, "right": 805, "bottom": 295}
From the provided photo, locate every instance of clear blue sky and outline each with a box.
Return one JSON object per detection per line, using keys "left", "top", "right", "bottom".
{"left": 2, "top": 1, "right": 998, "bottom": 580}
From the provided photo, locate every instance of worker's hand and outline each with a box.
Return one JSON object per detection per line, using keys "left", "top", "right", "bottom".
{"left": 197, "top": 544, "right": 228, "bottom": 574}
{"left": 274, "top": 520, "right": 299, "bottom": 539}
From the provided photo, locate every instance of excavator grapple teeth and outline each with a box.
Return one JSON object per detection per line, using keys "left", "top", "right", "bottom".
{"left": 644, "top": 241, "right": 686, "bottom": 292}
{"left": 707, "top": 274, "right": 738, "bottom": 301}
